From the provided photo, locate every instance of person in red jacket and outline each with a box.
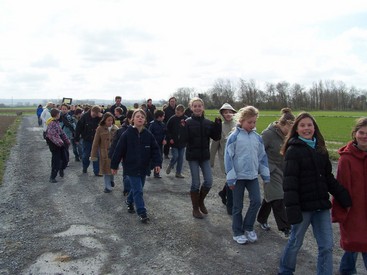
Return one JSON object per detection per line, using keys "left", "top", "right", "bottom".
{"left": 332, "top": 117, "right": 367, "bottom": 274}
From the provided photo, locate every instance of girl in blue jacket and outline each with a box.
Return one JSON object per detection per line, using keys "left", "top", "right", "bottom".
{"left": 225, "top": 106, "right": 270, "bottom": 245}
{"left": 111, "top": 109, "right": 162, "bottom": 223}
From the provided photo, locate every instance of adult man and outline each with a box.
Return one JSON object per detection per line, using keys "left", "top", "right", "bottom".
{"left": 74, "top": 105, "right": 102, "bottom": 176}
{"left": 109, "top": 96, "right": 127, "bottom": 120}
{"left": 163, "top": 97, "right": 177, "bottom": 158}
{"left": 147, "top": 98, "right": 156, "bottom": 115}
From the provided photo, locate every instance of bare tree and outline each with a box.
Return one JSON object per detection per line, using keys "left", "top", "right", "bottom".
{"left": 172, "top": 87, "right": 196, "bottom": 107}
{"left": 238, "top": 79, "right": 262, "bottom": 106}
{"left": 208, "top": 79, "right": 236, "bottom": 108}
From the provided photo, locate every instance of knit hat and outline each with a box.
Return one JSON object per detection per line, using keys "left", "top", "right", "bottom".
{"left": 219, "top": 103, "right": 236, "bottom": 113}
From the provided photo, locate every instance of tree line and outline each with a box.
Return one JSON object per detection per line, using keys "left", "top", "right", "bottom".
{"left": 171, "top": 79, "right": 367, "bottom": 111}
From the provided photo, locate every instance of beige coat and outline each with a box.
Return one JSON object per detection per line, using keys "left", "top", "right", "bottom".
{"left": 90, "top": 125, "right": 118, "bottom": 175}
{"left": 210, "top": 119, "right": 236, "bottom": 173}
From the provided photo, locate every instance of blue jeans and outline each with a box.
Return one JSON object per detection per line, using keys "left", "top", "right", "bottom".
{"left": 71, "top": 138, "right": 82, "bottom": 159}
{"left": 103, "top": 174, "right": 114, "bottom": 191}
{"left": 232, "top": 179, "right": 261, "bottom": 235}
{"left": 188, "top": 160, "right": 212, "bottom": 192}
{"left": 169, "top": 147, "right": 185, "bottom": 174}
{"left": 340, "top": 251, "right": 367, "bottom": 275}
{"left": 123, "top": 175, "right": 131, "bottom": 194}
{"left": 127, "top": 175, "right": 146, "bottom": 215}
{"left": 81, "top": 140, "right": 99, "bottom": 174}
{"left": 278, "top": 210, "right": 333, "bottom": 275}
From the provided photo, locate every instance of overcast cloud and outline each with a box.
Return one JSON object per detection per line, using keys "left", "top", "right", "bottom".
{"left": 1, "top": 0, "right": 367, "bottom": 102}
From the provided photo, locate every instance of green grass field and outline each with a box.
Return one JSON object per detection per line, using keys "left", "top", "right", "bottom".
{"left": 205, "top": 109, "right": 367, "bottom": 160}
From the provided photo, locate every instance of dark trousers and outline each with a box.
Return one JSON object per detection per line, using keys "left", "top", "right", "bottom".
{"left": 163, "top": 143, "right": 170, "bottom": 156}
{"left": 50, "top": 147, "right": 68, "bottom": 179}
{"left": 257, "top": 199, "right": 290, "bottom": 231}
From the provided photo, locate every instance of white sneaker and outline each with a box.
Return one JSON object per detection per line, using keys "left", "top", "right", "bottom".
{"left": 233, "top": 235, "right": 248, "bottom": 244}
{"left": 245, "top": 230, "right": 258, "bottom": 243}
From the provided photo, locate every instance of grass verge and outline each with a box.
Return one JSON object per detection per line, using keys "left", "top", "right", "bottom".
{"left": 0, "top": 116, "right": 21, "bottom": 184}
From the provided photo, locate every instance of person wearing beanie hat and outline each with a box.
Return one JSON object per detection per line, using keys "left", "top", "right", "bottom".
{"left": 210, "top": 103, "right": 237, "bottom": 215}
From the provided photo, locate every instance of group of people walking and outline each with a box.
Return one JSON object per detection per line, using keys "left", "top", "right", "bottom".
{"left": 38, "top": 96, "right": 367, "bottom": 274}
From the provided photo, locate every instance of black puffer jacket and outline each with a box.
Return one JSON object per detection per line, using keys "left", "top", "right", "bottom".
{"left": 283, "top": 137, "right": 351, "bottom": 224}
{"left": 74, "top": 111, "right": 101, "bottom": 143}
{"left": 185, "top": 115, "right": 221, "bottom": 161}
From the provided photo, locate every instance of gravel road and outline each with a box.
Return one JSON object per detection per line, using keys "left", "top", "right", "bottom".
{"left": 0, "top": 115, "right": 364, "bottom": 274}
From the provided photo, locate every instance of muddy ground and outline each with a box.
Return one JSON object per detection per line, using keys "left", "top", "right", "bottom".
{"left": 0, "top": 115, "right": 364, "bottom": 274}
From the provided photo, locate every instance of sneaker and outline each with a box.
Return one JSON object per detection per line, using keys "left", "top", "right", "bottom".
{"left": 154, "top": 173, "right": 162, "bottom": 178}
{"left": 139, "top": 213, "right": 150, "bottom": 224}
{"left": 103, "top": 188, "right": 112, "bottom": 193}
{"left": 111, "top": 181, "right": 115, "bottom": 187}
{"left": 95, "top": 173, "right": 103, "bottom": 177}
{"left": 175, "top": 173, "right": 185, "bottom": 178}
{"left": 233, "top": 235, "right": 248, "bottom": 244}
{"left": 49, "top": 178, "right": 57, "bottom": 183}
{"left": 166, "top": 165, "right": 172, "bottom": 175}
{"left": 218, "top": 190, "right": 227, "bottom": 205}
{"left": 125, "top": 201, "right": 135, "bottom": 213}
{"left": 259, "top": 222, "right": 270, "bottom": 231}
{"left": 59, "top": 169, "right": 64, "bottom": 178}
{"left": 245, "top": 230, "right": 258, "bottom": 243}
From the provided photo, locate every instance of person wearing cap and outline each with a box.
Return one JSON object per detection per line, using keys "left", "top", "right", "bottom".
{"left": 210, "top": 103, "right": 237, "bottom": 215}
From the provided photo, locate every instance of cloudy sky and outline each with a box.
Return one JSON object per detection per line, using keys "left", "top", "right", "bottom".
{"left": 1, "top": 0, "right": 367, "bottom": 102}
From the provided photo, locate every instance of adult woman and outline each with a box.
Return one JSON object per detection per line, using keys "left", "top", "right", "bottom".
{"left": 278, "top": 112, "right": 352, "bottom": 275}
{"left": 332, "top": 117, "right": 367, "bottom": 274}
{"left": 256, "top": 108, "right": 294, "bottom": 237}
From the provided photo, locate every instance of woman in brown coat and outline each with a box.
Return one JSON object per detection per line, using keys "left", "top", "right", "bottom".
{"left": 91, "top": 112, "right": 119, "bottom": 193}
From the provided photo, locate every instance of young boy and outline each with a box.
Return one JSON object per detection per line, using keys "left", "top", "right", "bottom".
{"left": 111, "top": 109, "right": 162, "bottom": 223}
{"left": 46, "top": 108, "right": 70, "bottom": 183}
{"left": 114, "top": 107, "right": 125, "bottom": 127}
{"left": 148, "top": 110, "right": 166, "bottom": 178}
{"left": 166, "top": 104, "right": 188, "bottom": 178}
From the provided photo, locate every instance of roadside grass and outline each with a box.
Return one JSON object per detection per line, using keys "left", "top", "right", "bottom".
{"left": 205, "top": 109, "right": 366, "bottom": 160}
{"left": 0, "top": 107, "right": 35, "bottom": 116}
{"left": 0, "top": 115, "right": 21, "bottom": 184}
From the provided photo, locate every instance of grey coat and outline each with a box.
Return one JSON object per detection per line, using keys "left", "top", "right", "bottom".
{"left": 261, "top": 122, "right": 285, "bottom": 202}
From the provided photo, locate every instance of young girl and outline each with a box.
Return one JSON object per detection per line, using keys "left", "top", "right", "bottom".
{"left": 256, "top": 108, "right": 294, "bottom": 237}
{"left": 332, "top": 117, "right": 367, "bottom": 274}
{"left": 210, "top": 103, "right": 237, "bottom": 215}
{"left": 90, "top": 112, "right": 119, "bottom": 193}
{"left": 278, "top": 112, "right": 352, "bottom": 275}
{"left": 46, "top": 108, "right": 70, "bottom": 183}
{"left": 111, "top": 109, "right": 161, "bottom": 223}
{"left": 185, "top": 97, "right": 221, "bottom": 219}
{"left": 225, "top": 106, "right": 270, "bottom": 244}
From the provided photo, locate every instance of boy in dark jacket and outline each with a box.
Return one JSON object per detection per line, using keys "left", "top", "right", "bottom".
{"left": 111, "top": 109, "right": 162, "bottom": 223}
{"left": 166, "top": 104, "right": 188, "bottom": 178}
{"left": 148, "top": 110, "right": 166, "bottom": 178}
{"left": 74, "top": 105, "right": 102, "bottom": 175}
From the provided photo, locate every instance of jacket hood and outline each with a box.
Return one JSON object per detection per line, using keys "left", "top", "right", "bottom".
{"left": 338, "top": 141, "right": 367, "bottom": 160}
{"left": 219, "top": 103, "right": 236, "bottom": 114}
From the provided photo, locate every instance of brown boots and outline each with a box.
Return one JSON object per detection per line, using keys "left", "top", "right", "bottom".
{"left": 190, "top": 187, "right": 210, "bottom": 219}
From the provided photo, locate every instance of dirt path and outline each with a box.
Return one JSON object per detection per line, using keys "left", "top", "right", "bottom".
{"left": 0, "top": 115, "right": 363, "bottom": 274}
